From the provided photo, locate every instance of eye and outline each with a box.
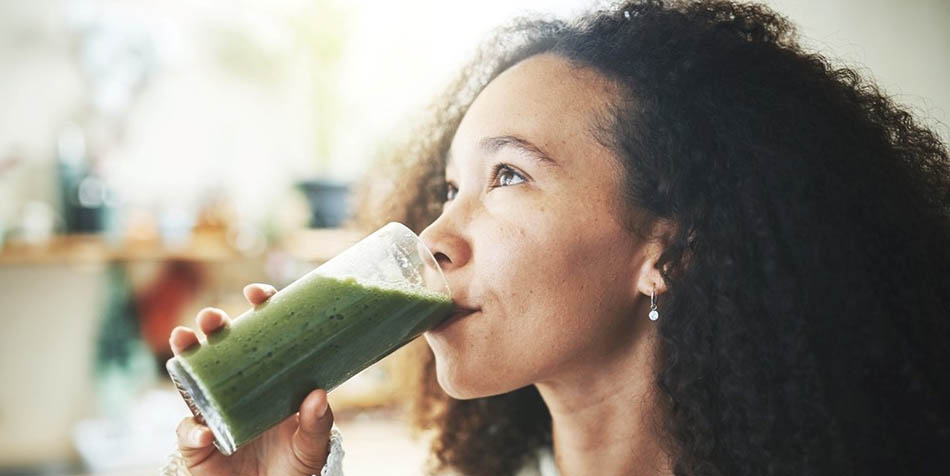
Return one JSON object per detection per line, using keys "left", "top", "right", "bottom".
{"left": 490, "top": 164, "right": 526, "bottom": 188}
{"left": 445, "top": 182, "right": 458, "bottom": 201}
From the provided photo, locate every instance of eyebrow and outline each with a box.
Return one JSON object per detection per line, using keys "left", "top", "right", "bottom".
{"left": 446, "top": 135, "right": 560, "bottom": 168}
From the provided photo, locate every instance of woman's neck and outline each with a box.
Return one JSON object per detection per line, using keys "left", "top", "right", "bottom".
{"left": 534, "top": 324, "right": 673, "bottom": 476}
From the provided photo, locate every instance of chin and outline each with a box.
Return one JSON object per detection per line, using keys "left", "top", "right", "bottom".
{"left": 436, "top": 373, "right": 482, "bottom": 400}
{"left": 436, "top": 368, "right": 504, "bottom": 400}
{"left": 425, "top": 338, "right": 518, "bottom": 400}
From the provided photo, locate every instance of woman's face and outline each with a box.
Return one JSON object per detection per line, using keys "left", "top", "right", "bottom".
{"left": 421, "top": 53, "right": 655, "bottom": 399}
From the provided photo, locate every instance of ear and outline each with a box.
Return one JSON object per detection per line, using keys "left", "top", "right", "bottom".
{"left": 634, "top": 241, "right": 667, "bottom": 297}
{"left": 632, "top": 221, "right": 674, "bottom": 298}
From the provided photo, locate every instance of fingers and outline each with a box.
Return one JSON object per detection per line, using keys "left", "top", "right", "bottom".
{"left": 196, "top": 307, "right": 230, "bottom": 335}
{"left": 169, "top": 308, "right": 230, "bottom": 355}
{"left": 291, "top": 389, "right": 335, "bottom": 472}
{"left": 176, "top": 417, "right": 216, "bottom": 466}
{"left": 168, "top": 283, "right": 272, "bottom": 355}
{"left": 243, "top": 283, "right": 277, "bottom": 306}
{"left": 169, "top": 327, "right": 199, "bottom": 355}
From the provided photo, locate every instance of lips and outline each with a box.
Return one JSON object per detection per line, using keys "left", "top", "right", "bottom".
{"left": 434, "top": 306, "right": 479, "bottom": 331}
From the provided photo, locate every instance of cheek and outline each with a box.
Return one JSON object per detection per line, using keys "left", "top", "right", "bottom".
{"left": 423, "top": 252, "right": 596, "bottom": 398}
{"left": 423, "top": 217, "right": 637, "bottom": 398}
{"left": 485, "top": 226, "right": 637, "bottom": 363}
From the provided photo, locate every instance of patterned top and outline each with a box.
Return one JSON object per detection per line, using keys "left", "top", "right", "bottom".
{"left": 160, "top": 425, "right": 557, "bottom": 476}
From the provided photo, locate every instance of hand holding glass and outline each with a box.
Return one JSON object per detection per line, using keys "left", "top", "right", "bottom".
{"left": 166, "top": 222, "right": 452, "bottom": 455}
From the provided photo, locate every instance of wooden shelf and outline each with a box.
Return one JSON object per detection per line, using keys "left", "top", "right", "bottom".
{"left": 0, "top": 228, "right": 365, "bottom": 265}
{"left": 279, "top": 227, "right": 364, "bottom": 263}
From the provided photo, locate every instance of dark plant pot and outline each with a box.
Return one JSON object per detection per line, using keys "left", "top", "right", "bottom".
{"left": 297, "top": 180, "right": 351, "bottom": 228}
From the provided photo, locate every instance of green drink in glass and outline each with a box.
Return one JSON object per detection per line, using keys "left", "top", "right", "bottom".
{"left": 166, "top": 222, "right": 452, "bottom": 455}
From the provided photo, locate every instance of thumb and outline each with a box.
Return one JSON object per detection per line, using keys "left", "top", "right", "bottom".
{"left": 292, "top": 389, "right": 335, "bottom": 471}
{"left": 176, "top": 417, "right": 216, "bottom": 466}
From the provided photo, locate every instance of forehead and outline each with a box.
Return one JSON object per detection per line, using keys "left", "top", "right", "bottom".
{"left": 449, "top": 53, "right": 619, "bottom": 168}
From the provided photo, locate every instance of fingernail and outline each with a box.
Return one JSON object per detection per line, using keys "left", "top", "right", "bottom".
{"left": 191, "top": 428, "right": 206, "bottom": 445}
{"left": 316, "top": 398, "right": 328, "bottom": 418}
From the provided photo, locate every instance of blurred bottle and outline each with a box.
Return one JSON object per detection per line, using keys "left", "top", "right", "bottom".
{"left": 94, "top": 263, "right": 157, "bottom": 418}
{"left": 56, "top": 123, "right": 114, "bottom": 234}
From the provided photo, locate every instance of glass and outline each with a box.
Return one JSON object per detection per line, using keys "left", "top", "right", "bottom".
{"left": 166, "top": 222, "right": 452, "bottom": 455}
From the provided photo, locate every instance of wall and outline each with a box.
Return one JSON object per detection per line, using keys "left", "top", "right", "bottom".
{"left": 0, "top": 0, "right": 947, "bottom": 471}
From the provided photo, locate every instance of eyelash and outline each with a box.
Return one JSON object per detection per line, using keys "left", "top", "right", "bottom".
{"left": 489, "top": 163, "right": 526, "bottom": 188}
{"left": 444, "top": 163, "right": 526, "bottom": 201}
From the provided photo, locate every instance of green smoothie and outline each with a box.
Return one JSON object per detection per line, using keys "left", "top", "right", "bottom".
{"left": 167, "top": 274, "right": 451, "bottom": 453}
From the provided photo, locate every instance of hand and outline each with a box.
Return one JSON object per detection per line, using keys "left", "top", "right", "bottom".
{"left": 169, "top": 283, "right": 335, "bottom": 476}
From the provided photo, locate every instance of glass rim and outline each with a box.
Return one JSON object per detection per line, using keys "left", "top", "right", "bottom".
{"left": 384, "top": 221, "right": 451, "bottom": 299}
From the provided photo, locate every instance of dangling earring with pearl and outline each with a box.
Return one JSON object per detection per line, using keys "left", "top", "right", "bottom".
{"left": 649, "top": 287, "right": 660, "bottom": 321}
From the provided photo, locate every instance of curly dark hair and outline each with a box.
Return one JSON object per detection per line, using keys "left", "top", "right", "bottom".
{"left": 352, "top": 1, "right": 950, "bottom": 474}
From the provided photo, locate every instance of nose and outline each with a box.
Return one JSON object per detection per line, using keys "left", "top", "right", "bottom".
{"left": 419, "top": 212, "right": 472, "bottom": 273}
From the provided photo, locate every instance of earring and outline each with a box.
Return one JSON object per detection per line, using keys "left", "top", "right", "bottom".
{"left": 649, "top": 287, "right": 660, "bottom": 321}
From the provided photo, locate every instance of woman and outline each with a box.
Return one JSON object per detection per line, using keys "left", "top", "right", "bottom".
{"left": 165, "top": 1, "right": 950, "bottom": 475}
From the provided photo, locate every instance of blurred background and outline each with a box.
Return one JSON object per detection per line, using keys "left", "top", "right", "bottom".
{"left": 0, "top": 0, "right": 946, "bottom": 474}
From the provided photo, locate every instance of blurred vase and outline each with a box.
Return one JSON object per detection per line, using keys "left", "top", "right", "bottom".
{"left": 297, "top": 179, "right": 350, "bottom": 228}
